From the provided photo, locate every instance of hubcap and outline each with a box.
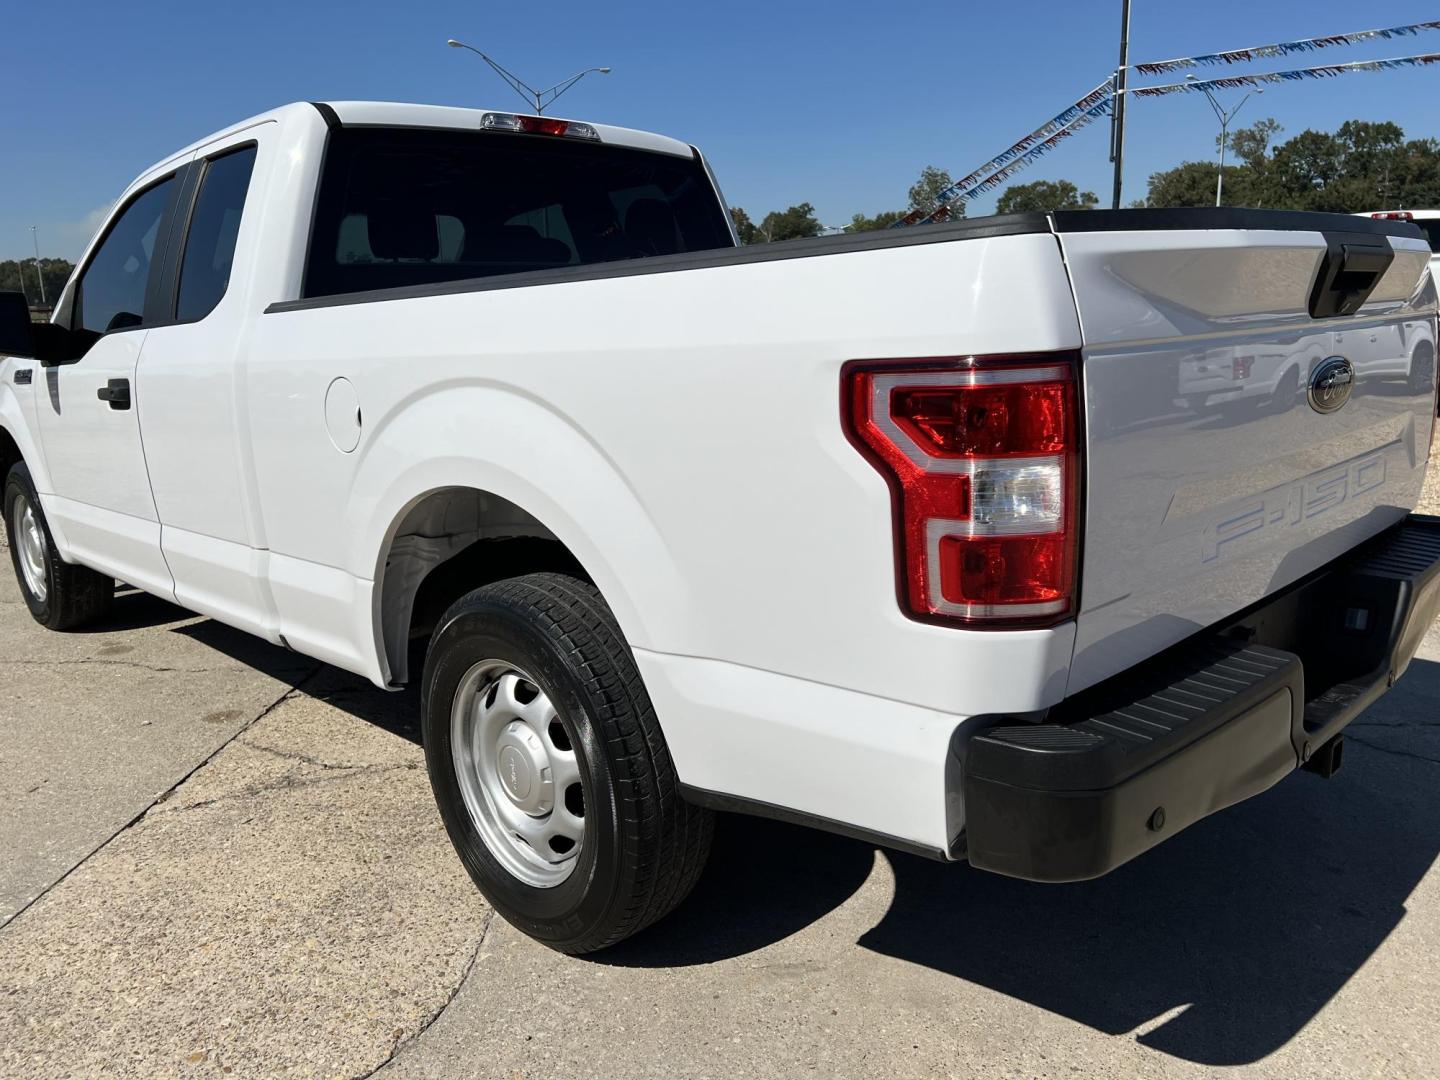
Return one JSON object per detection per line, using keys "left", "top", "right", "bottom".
{"left": 450, "top": 661, "right": 585, "bottom": 888}
{"left": 12, "top": 494, "right": 48, "bottom": 604}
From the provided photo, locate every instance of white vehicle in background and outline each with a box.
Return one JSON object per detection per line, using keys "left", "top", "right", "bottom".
{"left": 1362, "top": 211, "right": 1439, "bottom": 401}
{"left": 1363, "top": 210, "right": 1440, "bottom": 274}
{"left": 1176, "top": 344, "right": 1311, "bottom": 415}
{"left": 1, "top": 103, "right": 1439, "bottom": 954}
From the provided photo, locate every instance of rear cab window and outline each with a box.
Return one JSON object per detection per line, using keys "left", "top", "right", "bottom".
{"left": 302, "top": 127, "right": 733, "bottom": 299}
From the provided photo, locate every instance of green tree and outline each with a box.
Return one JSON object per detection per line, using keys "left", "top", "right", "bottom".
{"left": 1268, "top": 128, "right": 1346, "bottom": 205}
{"left": 847, "top": 209, "right": 904, "bottom": 232}
{"left": 907, "top": 165, "right": 965, "bottom": 220}
{"left": 1146, "top": 116, "right": 1440, "bottom": 211}
{"left": 730, "top": 206, "right": 760, "bottom": 245}
{"left": 849, "top": 165, "right": 970, "bottom": 231}
{"left": 0, "top": 258, "right": 74, "bottom": 307}
{"left": 995, "top": 179, "right": 1098, "bottom": 214}
{"left": 1225, "top": 118, "right": 1283, "bottom": 169}
{"left": 1390, "top": 136, "right": 1440, "bottom": 207}
{"left": 756, "top": 203, "right": 821, "bottom": 242}
{"left": 1146, "top": 160, "right": 1257, "bottom": 207}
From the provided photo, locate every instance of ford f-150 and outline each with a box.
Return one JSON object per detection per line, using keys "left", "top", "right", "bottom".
{"left": 2, "top": 101, "right": 1439, "bottom": 953}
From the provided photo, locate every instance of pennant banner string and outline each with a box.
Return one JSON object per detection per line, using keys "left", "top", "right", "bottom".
{"left": 916, "top": 99, "right": 1114, "bottom": 223}
{"left": 895, "top": 25, "right": 1440, "bottom": 229}
{"left": 1134, "top": 21, "right": 1440, "bottom": 76}
{"left": 1130, "top": 52, "right": 1440, "bottom": 98}
{"left": 893, "top": 79, "right": 1114, "bottom": 227}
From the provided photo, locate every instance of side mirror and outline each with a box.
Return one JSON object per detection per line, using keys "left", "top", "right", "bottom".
{"left": 0, "top": 291, "right": 36, "bottom": 359}
{"left": 0, "top": 290, "right": 84, "bottom": 366}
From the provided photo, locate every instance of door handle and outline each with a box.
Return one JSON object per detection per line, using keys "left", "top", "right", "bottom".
{"left": 97, "top": 378, "right": 131, "bottom": 410}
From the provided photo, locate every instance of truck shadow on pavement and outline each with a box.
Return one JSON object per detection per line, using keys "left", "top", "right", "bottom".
{"left": 138, "top": 588, "right": 1440, "bottom": 1069}
{"left": 604, "top": 658, "right": 1440, "bottom": 1067}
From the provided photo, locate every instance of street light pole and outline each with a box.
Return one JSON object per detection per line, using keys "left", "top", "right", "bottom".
{"left": 446, "top": 40, "right": 611, "bottom": 114}
{"left": 1215, "top": 114, "right": 1229, "bottom": 207}
{"left": 1187, "top": 76, "right": 1263, "bottom": 207}
{"left": 29, "top": 225, "right": 46, "bottom": 306}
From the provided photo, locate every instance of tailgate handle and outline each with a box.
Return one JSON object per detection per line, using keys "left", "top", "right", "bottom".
{"left": 1308, "top": 233, "right": 1394, "bottom": 319}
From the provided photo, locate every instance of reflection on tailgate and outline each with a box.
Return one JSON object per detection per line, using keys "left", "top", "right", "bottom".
{"left": 1060, "top": 227, "right": 1438, "bottom": 694}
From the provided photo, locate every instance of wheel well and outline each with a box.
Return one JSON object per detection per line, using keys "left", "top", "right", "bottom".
{"left": 378, "top": 487, "right": 589, "bottom": 686}
{"left": 0, "top": 426, "right": 20, "bottom": 482}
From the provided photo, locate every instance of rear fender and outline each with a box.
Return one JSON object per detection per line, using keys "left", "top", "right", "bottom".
{"left": 350, "top": 385, "right": 688, "bottom": 681}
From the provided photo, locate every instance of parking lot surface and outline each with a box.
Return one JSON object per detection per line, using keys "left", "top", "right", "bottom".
{"left": 2, "top": 477, "right": 1439, "bottom": 1079}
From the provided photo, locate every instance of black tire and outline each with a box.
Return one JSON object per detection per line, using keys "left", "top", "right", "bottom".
{"left": 1270, "top": 365, "right": 1301, "bottom": 412}
{"left": 1409, "top": 341, "right": 1436, "bottom": 400}
{"left": 3, "top": 462, "right": 113, "bottom": 630}
{"left": 421, "top": 572, "right": 713, "bottom": 954}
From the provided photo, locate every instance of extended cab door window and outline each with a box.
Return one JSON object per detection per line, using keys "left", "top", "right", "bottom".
{"left": 175, "top": 145, "right": 258, "bottom": 322}
{"left": 74, "top": 175, "right": 177, "bottom": 337}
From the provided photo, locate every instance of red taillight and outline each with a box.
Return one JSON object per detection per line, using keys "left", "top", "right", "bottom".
{"left": 1232, "top": 356, "right": 1253, "bottom": 380}
{"left": 843, "top": 355, "right": 1081, "bottom": 627}
{"left": 1372, "top": 211, "right": 1414, "bottom": 221}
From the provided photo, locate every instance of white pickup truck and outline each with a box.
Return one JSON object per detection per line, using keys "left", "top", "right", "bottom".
{"left": 4, "top": 102, "right": 1440, "bottom": 954}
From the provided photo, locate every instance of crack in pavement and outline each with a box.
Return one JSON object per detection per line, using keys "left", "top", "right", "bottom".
{"left": 1350, "top": 719, "right": 1438, "bottom": 730}
{"left": 0, "top": 662, "right": 324, "bottom": 932}
{"left": 0, "top": 656, "right": 279, "bottom": 675}
{"left": 236, "top": 736, "right": 392, "bottom": 772}
{"left": 163, "top": 759, "right": 422, "bottom": 815}
{"left": 357, "top": 909, "right": 496, "bottom": 1080}
{"left": 1345, "top": 733, "right": 1440, "bottom": 767}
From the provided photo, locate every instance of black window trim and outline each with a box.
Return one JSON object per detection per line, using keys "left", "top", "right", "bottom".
{"left": 66, "top": 168, "right": 190, "bottom": 338}
{"left": 153, "top": 140, "right": 260, "bottom": 329}
{"left": 296, "top": 108, "right": 339, "bottom": 315}
{"left": 266, "top": 206, "right": 1428, "bottom": 316}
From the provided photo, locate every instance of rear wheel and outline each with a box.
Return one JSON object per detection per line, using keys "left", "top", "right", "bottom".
{"left": 421, "top": 572, "right": 712, "bottom": 954}
{"left": 4, "top": 463, "right": 113, "bottom": 630}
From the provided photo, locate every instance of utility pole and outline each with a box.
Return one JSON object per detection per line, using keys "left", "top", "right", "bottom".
{"left": 30, "top": 226, "right": 46, "bottom": 306}
{"left": 1109, "top": 0, "right": 1131, "bottom": 209}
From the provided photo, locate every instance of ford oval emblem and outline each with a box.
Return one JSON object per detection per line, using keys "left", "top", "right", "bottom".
{"left": 1308, "top": 356, "right": 1354, "bottom": 414}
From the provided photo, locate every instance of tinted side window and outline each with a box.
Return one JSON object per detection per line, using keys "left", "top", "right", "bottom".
{"left": 1418, "top": 219, "right": 1440, "bottom": 254}
{"left": 176, "top": 146, "right": 258, "bottom": 322}
{"left": 76, "top": 176, "right": 176, "bottom": 335}
{"left": 303, "top": 128, "right": 732, "bottom": 299}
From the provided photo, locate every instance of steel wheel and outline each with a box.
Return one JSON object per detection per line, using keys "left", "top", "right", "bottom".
{"left": 423, "top": 574, "right": 713, "bottom": 952}
{"left": 450, "top": 660, "right": 585, "bottom": 888}
{"left": 11, "top": 493, "right": 48, "bottom": 604}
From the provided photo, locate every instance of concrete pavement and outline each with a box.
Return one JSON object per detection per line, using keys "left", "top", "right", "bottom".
{"left": 0, "top": 582, "right": 315, "bottom": 924}
{"left": 2, "top": 517, "right": 1439, "bottom": 1078}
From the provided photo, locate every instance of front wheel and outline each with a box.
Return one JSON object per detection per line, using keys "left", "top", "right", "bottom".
{"left": 4, "top": 462, "right": 113, "bottom": 630}
{"left": 421, "top": 572, "right": 713, "bottom": 954}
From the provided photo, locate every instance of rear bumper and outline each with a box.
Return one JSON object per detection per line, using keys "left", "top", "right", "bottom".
{"left": 962, "top": 514, "right": 1440, "bottom": 882}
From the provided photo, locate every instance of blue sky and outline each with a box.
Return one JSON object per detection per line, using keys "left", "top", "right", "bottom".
{"left": 4, "top": 1, "right": 1440, "bottom": 261}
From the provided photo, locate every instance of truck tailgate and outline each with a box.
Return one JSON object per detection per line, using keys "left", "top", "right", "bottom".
{"left": 1057, "top": 211, "right": 1437, "bottom": 693}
